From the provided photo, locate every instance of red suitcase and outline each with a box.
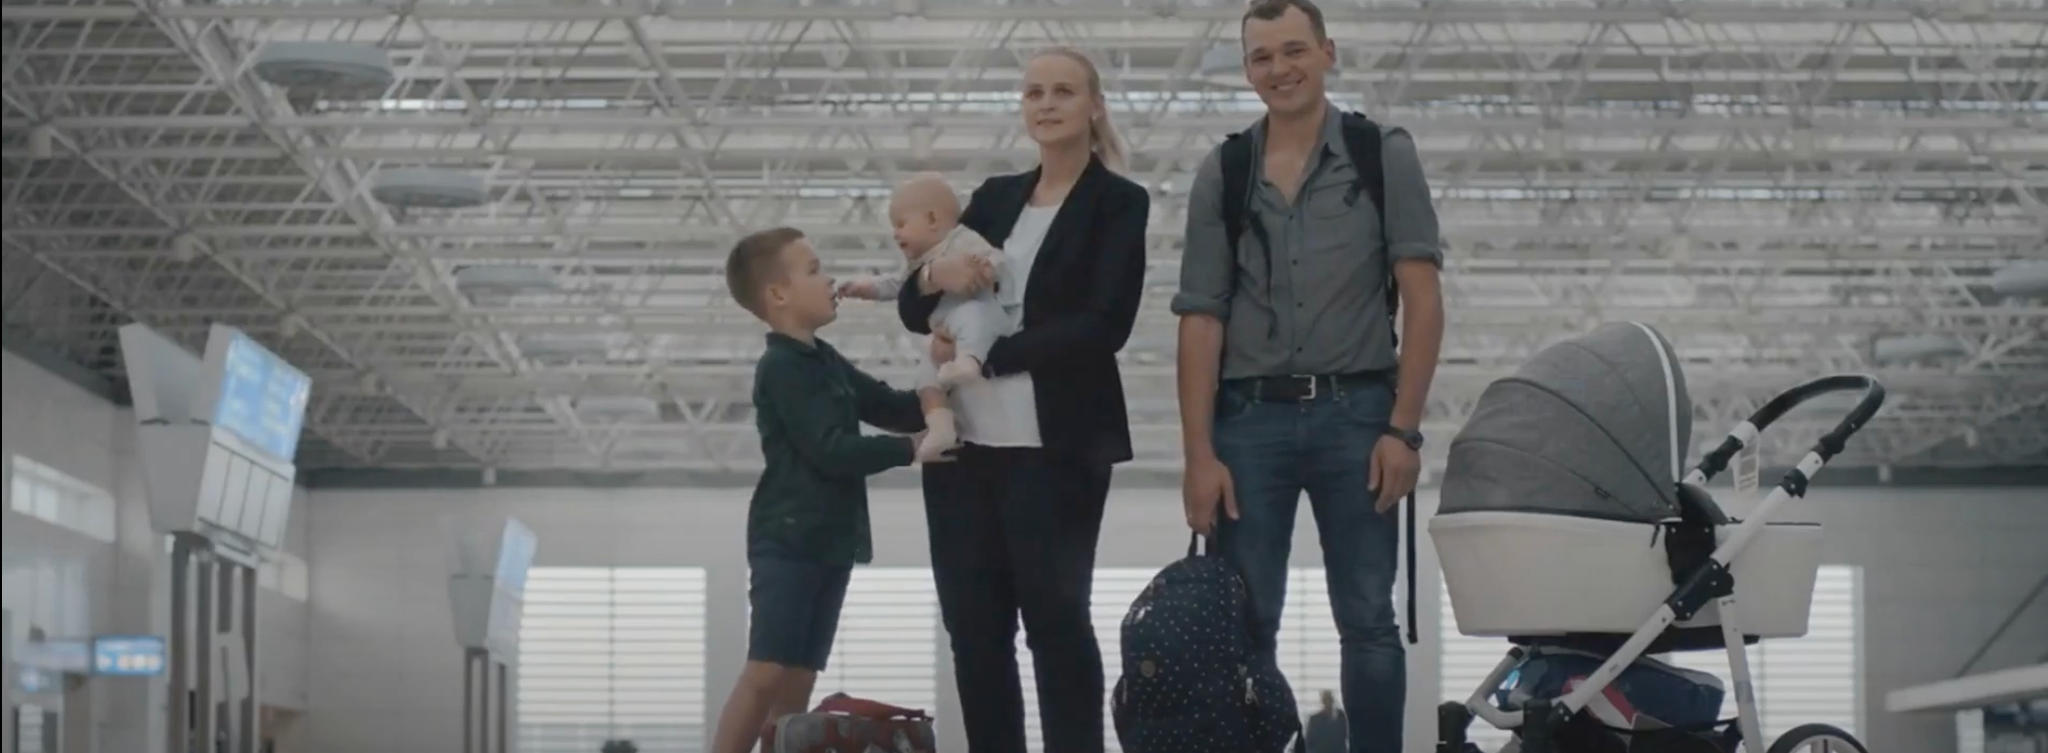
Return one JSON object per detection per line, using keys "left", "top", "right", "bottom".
{"left": 762, "top": 692, "right": 939, "bottom": 753}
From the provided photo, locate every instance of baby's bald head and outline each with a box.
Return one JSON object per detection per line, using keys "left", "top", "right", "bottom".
{"left": 887, "top": 172, "right": 963, "bottom": 258}
{"left": 889, "top": 172, "right": 961, "bottom": 221}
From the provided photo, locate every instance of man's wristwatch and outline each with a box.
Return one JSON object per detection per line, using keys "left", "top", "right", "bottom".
{"left": 1384, "top": 425, "right": 1424, "bottom": 451}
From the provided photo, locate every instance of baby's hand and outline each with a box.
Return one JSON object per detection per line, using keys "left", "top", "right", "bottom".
{"left": 837, "top": 279, "right": 880, "bottom": 300}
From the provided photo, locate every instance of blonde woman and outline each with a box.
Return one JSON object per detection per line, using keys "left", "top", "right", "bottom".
{"left": 894, "top": 47, "right": 1147, "bottom": 752}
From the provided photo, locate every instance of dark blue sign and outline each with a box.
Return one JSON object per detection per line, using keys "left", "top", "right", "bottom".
{"left": 212, "top": 331, "right": 311, "bottom": 461}
{"left": 91, "top": 635, "right": 166, "bottom": 676}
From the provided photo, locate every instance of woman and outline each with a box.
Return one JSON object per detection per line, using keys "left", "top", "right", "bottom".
{"left": 894, "top": 47, "right": 1149, "bottom": 753}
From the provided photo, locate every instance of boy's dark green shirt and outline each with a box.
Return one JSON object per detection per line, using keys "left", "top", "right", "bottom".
{"left": 749, "top": 332, "right": 924, "bottom": 565}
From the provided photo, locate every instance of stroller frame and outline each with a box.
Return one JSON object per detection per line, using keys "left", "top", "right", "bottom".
{"left": 1439, "top": 374, "right": 1886, "bottom": 753}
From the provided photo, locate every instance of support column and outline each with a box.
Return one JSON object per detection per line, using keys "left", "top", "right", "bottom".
{"left": 194, "top": 544, "right": 216, "bottom": 753}
{"left": 167, "top": 541, "right": 190, "bottom": 753}
{"left": 935, "top": 625, "right": 965, "bottom": 753}
{"left": 703, "top": 551, "right": 749, "bottom": 750}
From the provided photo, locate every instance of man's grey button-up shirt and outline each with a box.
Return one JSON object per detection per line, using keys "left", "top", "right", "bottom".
{"left": 1171, "top": 103, "right": 1443, "bottom": 381}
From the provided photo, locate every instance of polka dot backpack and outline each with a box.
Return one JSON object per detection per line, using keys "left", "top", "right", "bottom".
{"left": 1111, "top": 534, "right": 1305, "bottom": 753}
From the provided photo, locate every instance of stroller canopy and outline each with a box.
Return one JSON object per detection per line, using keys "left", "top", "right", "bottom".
{"left": 1441, "top": 322, "right": 1692, "bottom": 523}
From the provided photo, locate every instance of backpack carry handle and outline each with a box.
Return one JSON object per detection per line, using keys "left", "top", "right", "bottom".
{"left": 1188, "top": 532, "right": 1217, "bottom": 558}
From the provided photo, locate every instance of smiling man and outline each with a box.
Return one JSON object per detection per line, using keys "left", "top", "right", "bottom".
{"left": 1171, "top": 1, "right": 1445, "bottom": 752}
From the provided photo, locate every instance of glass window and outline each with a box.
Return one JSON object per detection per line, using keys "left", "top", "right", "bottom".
{"left": 518, "top": 567, "right": 708, "bottom": 753}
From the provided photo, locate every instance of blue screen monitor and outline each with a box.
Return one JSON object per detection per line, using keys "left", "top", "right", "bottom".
{"left": 494, "top": 519, "right": 537, "bottom": 598}
{"left": 207, "top": 326, "right": 311, "bottom": 462}
{"left": 91, "top": 635, "right": 166, "bottom": 676}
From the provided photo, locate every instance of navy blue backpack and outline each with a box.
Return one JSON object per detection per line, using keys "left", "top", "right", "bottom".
{"left": 1112, "top": 535, "right": 1305, "bottom": 753}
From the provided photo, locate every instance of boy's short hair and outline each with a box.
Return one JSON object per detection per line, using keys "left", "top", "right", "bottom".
{"left": 1243, "top": 0, "right": 1328, "bottom": 41}
{"left": 725, "top": 226, "right": 805, "bottom": 318}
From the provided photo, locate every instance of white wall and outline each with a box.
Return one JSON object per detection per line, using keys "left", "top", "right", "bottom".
{"left": 1, "top": 350, "right": 313, "bottom": 753}
{"left": 305, "top": 480, "right": 2048, "bottom": 753}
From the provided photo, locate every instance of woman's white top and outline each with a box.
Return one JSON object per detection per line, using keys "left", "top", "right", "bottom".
{"left": 953, "top": 203, "right": 1057, "bottom": 447}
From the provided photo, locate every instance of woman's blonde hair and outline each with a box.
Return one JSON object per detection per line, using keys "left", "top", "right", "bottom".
{"left": 1031, "top": 46, "right": 1127, "bottom": 172}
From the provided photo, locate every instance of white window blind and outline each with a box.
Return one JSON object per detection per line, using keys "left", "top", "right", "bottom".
{"left": 518, "top": 567, "right": 708, "bottom": 753}
{"left": 7, "top": 455, "right": 115, "bottom": 543}
{"left": 1440, "top": 566, "right": 1862, "bottom": 748}
{"left": 1092, "top": 568, "right": 1160, "bottom": 753}
{"left": 1439, "top": 575, "right": 1517, "bottom": 750}
{"left": 1013, "top": 568, "right": 1157, "bottom": 752}
{"left": 1276, "top": 568, "right": 1344, "bottom": 716}
{"left": 811, "top": 568, "right": 941, "bottom": 715}
{"left": 1669, "top": 565, "right": 1862, "bottom": 741}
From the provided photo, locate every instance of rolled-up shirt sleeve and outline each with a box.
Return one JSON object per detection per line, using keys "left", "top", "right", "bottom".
{"left": 1381, "top": 127, "right": 1442, "bottom": 267}
{"left": 1170, "top": 147, "right": 1234, "bottom": 319}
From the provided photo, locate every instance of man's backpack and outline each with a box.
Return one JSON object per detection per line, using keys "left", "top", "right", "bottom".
{"left": 1112, "top": 535, "right": 1305, "bottom": 753}
{"left": 1216, "top": 110, "right": 1422, "bottom": 648}
{"left": 1217, "top": 109, "right": 1397, "bottom": 347}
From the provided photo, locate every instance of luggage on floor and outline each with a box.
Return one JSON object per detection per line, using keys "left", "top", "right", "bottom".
{"left": 1112, "top": 534, "right": 1304, "bottom": 753}
{"left": 762, "top": 692, "right": 938, "bottom": 753}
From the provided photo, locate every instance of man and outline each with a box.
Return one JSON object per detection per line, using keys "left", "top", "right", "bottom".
{"left": 1306, "top": 690, "right": 1348, "bottom": 753}
{"left": 1171, "top": 1, "right": 1444, "bottom": 752}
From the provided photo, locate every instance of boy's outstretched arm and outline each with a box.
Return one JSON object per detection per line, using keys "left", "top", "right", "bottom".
{"left": 847, "top": 365, "right": 926, "bottom": 434}
{"left": 759, "top": 361, "right": 914, "bottom": 477}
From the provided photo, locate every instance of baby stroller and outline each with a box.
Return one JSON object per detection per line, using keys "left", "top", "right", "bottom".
{"left": 1431, "top": 322, "right": 1883, "bottom": 753}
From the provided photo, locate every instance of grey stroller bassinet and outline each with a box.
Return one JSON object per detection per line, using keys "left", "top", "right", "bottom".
{"left": 1432, "top": 322, "right": 1885, "bottom": 753}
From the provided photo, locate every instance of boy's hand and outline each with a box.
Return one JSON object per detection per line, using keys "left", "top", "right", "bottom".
{"left": 909, "top": 430, "right": 957, "bottom": 464}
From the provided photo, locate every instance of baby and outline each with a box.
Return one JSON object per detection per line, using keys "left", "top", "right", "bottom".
{"left": 838, "top": 172, "right": 1010, "bottom": 456}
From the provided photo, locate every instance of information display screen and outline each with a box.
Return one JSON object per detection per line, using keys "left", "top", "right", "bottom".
{"left": 210, "top": 328, "right": 311, "bottom": 462}
{"left": 495, "top": 519, "right": 538, "bottom": 597}
{"left": 91, "top": 635, "right": 166, "bottom": 676}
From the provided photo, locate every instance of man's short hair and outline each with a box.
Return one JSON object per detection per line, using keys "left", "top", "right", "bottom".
{"left": 1243, "top": 0, "right": 1329, "bottom": 41}
{"left": 725, "top": 226, "right": 805, "bottom": 318}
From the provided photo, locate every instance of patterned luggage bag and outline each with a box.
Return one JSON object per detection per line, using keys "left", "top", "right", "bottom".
{"left": 763, "top": 692, "right": 938, "bottom": 753}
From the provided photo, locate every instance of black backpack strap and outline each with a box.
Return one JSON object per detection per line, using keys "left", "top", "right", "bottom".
{"left": 1337, "top": 111, "right": 1395, "bottom": 348}
{"left": 1219, "top": 130, "right": 1254, "bottom": 260}
{"left": 1218, "top": 129, "right": 1272, "bottom": 313}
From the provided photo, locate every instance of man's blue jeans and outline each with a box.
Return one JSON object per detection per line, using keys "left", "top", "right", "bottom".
{"left": 1213, "top": 376, "right": 1405, "bottom": 753}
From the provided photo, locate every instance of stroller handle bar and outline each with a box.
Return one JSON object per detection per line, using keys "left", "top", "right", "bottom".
{"left": 1685, "top": 374, "right": 1887, "bottom": 489}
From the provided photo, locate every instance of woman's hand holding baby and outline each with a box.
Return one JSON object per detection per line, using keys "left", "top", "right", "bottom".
{"left": 925, "top": 255, "right": 996, "bottom": 296}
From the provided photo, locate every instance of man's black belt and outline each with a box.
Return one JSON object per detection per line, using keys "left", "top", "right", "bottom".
{"left": 1224, "top": 371, "right": 1393, "bottom": 402}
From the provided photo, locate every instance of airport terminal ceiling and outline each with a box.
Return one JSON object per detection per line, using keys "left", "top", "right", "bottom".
{"left": 1, "top": 0, "right": 2042, "bottom": 481}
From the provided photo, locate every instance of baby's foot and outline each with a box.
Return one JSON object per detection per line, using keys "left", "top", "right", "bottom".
{"left": 935, "top": 356, "right": 983, "bottom": 387}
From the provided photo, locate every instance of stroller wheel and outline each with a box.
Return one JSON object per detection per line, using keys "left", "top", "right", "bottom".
{"left": 1763, "top": 724, "right": 1868, "bottom": 753}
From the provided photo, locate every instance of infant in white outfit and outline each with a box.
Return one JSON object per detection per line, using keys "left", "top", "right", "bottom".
{"left": 838, "top": 172, "right": 1011, "bottom": 457}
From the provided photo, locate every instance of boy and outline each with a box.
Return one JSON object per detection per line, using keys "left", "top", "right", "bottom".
{"left": 837, "top": 172, "right": 1013, "bottom": 457}
{"left": 711, "top": 227, "right": 950, "bottom": 753}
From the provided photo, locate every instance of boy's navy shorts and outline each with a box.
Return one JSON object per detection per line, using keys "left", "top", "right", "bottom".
{"left": 746, "top": 538, "right": 852, "bottom": 672}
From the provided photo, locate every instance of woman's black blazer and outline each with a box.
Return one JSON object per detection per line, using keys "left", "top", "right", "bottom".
{"left": 895, "top": 155, "right": 1149, "bottom": 468}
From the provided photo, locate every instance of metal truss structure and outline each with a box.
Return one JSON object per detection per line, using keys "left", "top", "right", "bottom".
{"left": 3, "top": 0, "right": 2044, "bottom": 481}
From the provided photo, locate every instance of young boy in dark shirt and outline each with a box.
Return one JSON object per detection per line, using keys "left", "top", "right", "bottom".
{"left": 709, "top": 226, "right": 949, "bottom": 753}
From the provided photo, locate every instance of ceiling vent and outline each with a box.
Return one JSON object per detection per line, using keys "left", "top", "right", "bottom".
{"left": 1989, "top": 261, "right": 2048, "bottom": 298}
{"left": 1872, "top": 334, "right": 1967, "bottom": 364}
{"left": 253, "top": 41, "right": 395, "bottom": 91}
{"left": 454, "top": 264, "right": 559, "bottom": 303}
{"left": 575, "top": 396, "right": 662, "bottom": 423}
{"left": 371, "top": 168, "right": 488, "bottom": 209}
{"left": 518, "top": 335, "right": 610, "bottom": 362}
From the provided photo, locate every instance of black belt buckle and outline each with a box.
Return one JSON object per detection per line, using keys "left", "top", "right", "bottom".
{"left": 1290, "top": 374, "right": 1318, "bottom": 401}
{"left": 1253, "top": 374, "right": 1317, "bottom": 402}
